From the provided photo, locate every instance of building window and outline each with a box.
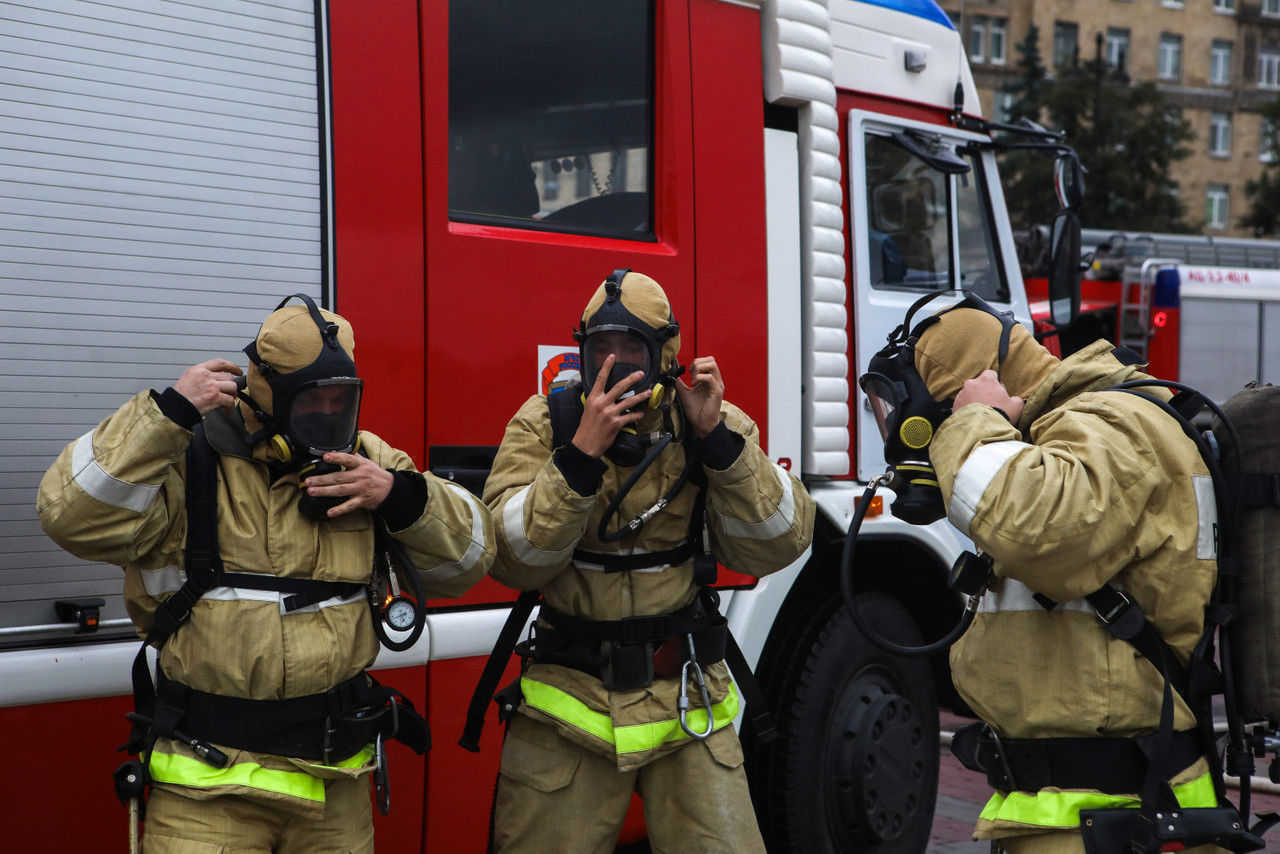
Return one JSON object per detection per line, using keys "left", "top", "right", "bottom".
{"left": 969, "top": 15, "right": 987, "bottom": 62}
{"left": 1159, "top": 34, "right": 1182, "bottom": 81}
{"left": 1209, "top": 113, "right": 1232, "bottom": 157}
{"left": 1054, "top": 22, "right": 1079, "bottom": 70}
{"left": 989, "top": 18, "right": 1007, "bottom": 65}
{"left": 1210, "top": 41, "right": 1233, "bottom": 86}
{"left": 1214, "top": 0, "right": 1235, "bottom": 12}
{"left": 1266, "top": 0, "right": 1280, "bottom": 17}
{"left": 1106, "top": 28, "right": 1130, "bottom": 71}
{"left": 1262, "top": 117, "right": 1277, "bottom": 163}
{"left": 1206, "top": 184, "right": 1230, "bottom": 230}
{"left": 1261, "top": 49, "right": 1280, "bottom": 89}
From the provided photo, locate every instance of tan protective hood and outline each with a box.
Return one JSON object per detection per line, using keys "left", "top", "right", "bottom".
{"left": 245, "top": 303, "right": 357, "bottom": 418}
{"left": 580, "top": 271, "right": 681, "bottom": 372}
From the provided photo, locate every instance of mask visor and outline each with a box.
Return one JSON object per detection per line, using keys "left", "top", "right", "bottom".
{"left": 287, "top": 378, "right": 363, "bottom": 453}
{"left": 583, "top": 328, "right": 653, "bottom": 397}
{"left": 859, "top": 372, "right": 905, "bottom": 442}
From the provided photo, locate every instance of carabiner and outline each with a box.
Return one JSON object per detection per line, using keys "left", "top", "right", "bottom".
{"left": 678, "top": 633, "right": 715, "bottom": 740}
{"left": 373, "top": 733, "right": 391, "bottom": 816}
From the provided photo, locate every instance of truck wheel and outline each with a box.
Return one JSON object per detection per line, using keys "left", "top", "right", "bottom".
{"left": 773, "top": 592, "right": 939, "bottom": 852}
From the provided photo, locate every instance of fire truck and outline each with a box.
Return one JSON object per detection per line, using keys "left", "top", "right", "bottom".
{"left": 0, "top": 0, "right": 1081, "bottom": 849}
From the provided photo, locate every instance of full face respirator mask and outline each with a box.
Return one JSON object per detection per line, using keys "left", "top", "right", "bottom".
{"left": 240, "top": 293, "right": 364, "bottom": 520}
{"left": 858, "top": 290, "right": 1018, "bottom": 525}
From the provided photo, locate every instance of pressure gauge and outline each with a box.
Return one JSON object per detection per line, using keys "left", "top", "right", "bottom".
{"left": 383, "top": 596, "right": 417, "bottom": 632}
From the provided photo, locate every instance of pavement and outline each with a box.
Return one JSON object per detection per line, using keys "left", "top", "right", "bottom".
{"left": 928, "top": 713, "right": 1280, "bottom": 852}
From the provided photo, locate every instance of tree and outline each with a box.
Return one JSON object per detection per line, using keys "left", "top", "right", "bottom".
{"left": 1242, "top": 98, "right": 1280, "bottom": 235}
{"left": 998, "top": 29, "right": 1192, "bottom": 233}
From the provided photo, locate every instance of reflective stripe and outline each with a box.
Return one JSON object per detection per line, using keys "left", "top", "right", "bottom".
{"left": 421, "top": 481, "right": 488, "bottom": 580}
{"left": 572, "top": 543, "right": 687, "bottom": 574}
{"left": 719, "top": 463, "right": 796, "bottom": 540}
{"left": 520, "top": 677, "right": 740, "bottom": 755}
{"left": 978, "top": 771, "right": 1218, "bottom": 829}
{"left": 1193, "top": 475, "right": 1218, "bottom": 560}
{"left": 979, "top": 578, "right": 1093, "bottom": 615}
{"left": 137, "top": 566, "right": 364, "bottom": 613}
{"left": 148, "top": 745, "right": 374, "bottom": 804}
{"left": 502, "top": 486, "right": 576, "bottom": 566}
{"left": 71, "top": 431, "right": 160, "bottom": 513}
{"left": 948, "top": 441, "right": 1029, "bottom": 536}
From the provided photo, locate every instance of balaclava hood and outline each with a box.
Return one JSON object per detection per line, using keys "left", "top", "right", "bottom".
{"left": 914, "top": 307, "right": 1058, "bottom": 406}
{"left": 245, "top": 303, "right": 357, "bottom": 420}
{"left": 577, "top": 270, "right": 682, "bottom": 389}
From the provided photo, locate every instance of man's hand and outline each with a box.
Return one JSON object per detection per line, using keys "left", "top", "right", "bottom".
{"left": 173, "top": 359, "right": 243, "bottom": 415}
{"left": 954, "top": 369, "right": 1024, "bottom": 424}
{"left": 675, "top": 356, "right": 724, "bottom": 438}
{"left": 571, "top": 354, "right": 651, "bottom": 459}
{"left": 303, "top": 452, "right": 394, "bottom": 518}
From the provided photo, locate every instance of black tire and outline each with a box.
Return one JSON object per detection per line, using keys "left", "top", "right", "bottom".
{"left": 770, "top": 592, "right": 939, "bottom": 853}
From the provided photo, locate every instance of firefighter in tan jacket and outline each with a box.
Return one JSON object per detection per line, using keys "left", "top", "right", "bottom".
{"left": 38, "top": 296, "right": 494, "bottom": 853}
{"left": 914, "top": 307, "right": 1222, "bottom": 854}
{"left": 482, "top": 270, "right": 815, "bottom": 852}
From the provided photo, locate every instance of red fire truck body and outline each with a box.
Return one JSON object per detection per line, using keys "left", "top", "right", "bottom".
{"left": 0, "top": 0, "right": 1053, "bottom": 849}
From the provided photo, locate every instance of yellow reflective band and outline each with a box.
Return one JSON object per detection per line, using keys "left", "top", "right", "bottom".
{"left": 978, "top": 771, "right": 1219, "bottom": 829}
{"left": 148, "top": 744, "right": 375, "bottom": 804}
{"left": 519, "top": 677, "right": 740, "bottom": 755}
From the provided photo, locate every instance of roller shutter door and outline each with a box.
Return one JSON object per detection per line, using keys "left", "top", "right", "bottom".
{"left": 0, "top": 0, "right": 330, "bottom": 646}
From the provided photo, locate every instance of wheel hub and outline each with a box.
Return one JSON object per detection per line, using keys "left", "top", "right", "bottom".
{"left": 825, "top": 676, "right": 929, "bottom": 845}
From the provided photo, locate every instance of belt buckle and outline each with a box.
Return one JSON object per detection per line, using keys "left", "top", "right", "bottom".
{"left": 984, "top": 725, "right": 1019, "bottom": 792}
{"left": 600, "top": 641, "right": 654, "bottom": 691}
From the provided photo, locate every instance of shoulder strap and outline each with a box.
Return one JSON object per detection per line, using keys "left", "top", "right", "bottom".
{"left": 548, "top": 384, "right": 584, "bottom": 451}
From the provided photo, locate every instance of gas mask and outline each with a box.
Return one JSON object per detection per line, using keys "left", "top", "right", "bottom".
{"left": 240, "top": 294, "right": 364, "bottom": 520}
{"left": 574, "top": 268, "right": 683, "bottom": 466}
{"left": 859, "top": 291, "right": 1017, "bottom": 525}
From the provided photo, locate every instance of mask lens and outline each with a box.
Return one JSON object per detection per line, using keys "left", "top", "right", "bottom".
{"left": 584, "top": 328, "right": 652, "bottom": 396}
{"left": 859, "top": 373, "right": 901, "bottom": 442}
{"left": 289, "top": 379, "right": 362, "bottom": 452}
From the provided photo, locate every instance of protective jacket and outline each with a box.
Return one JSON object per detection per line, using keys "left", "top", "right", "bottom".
{"left": 482, "top": 395, "right": 814, "bottom": 772}
{"left": 38, "top": 390, "right": 495, "bottom": 818}
{"left": 930, "top": 340, "right": 1219, "bottom": 839}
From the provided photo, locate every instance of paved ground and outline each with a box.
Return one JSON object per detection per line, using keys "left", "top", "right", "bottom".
{"left": 928, "top": 713, "right": 1280, "bottom": 852}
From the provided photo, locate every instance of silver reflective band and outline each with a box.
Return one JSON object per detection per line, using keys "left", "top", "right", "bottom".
{"left": 979, "top": 578, "right": 1093, "bottom": 615}
{"left": 72, "top": 431, "right": 160, "bottom": 513}
{"left": 572, "top": 544, "right": 684, "bottom": 574}
{"left": 137, "top": 566, "right": 364, "bottom": 612}
{"left": 1193, "top": 475, "right": 1218, "bottom": 560}
{"left": 503, "top": 486, "right": 576, "bottom": 566}
{"left": 719, "top": 464, "right": 796, "bottom": 540}
{"left": 948, "top": 440, "right": 1030, "bottom": 536}
{"left": 421, "top": 481, "right": 489, "bottom": 580}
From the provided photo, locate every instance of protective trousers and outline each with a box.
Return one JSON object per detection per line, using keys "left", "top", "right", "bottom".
{"left": 492, "top": 714, "right": 765, "bottom": 853}
{"left": 994, "top": 830, "right": 1226, "bottom": 854}
{"left": 141, "top": 776, "right": 373, "bottom": 853}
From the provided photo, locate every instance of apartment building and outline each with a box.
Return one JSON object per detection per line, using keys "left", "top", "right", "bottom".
{"left": 946, "top": 0, "right": 1280, "bottom": 235}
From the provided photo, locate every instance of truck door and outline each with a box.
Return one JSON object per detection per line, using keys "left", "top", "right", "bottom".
{"left": 847, "top": 110, "right": 1030, "bottom": 481}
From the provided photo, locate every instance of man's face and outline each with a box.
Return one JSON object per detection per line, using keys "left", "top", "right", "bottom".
{"left": 292, "top": 384, "right": 353, "bottom": 417}
{"left": 288, "top": 381, "right": 361, "bottom": 451}
{"left": 585, "top": 330, "right": 652, "bottom": 392}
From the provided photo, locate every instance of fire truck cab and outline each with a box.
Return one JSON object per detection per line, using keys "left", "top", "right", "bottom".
{"left": 0, "top": 0, "right": 1078, "bottom": 849}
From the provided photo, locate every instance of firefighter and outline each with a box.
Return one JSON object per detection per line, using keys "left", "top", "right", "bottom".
{"left": 481, "top": 270, "right": 815, "bottom": 852}
{"left": 37, "top": 296, "right": 495, "bottom": 852}
{"left": 913, "top": 307, "right": 1223, "bottom": 854}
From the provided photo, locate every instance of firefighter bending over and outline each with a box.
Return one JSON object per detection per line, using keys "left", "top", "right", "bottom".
{"left": 38, "top": 295, "right": 494, "bottom": 852}
{"left": 911, "top": 306, "right": 1223, "bottom": 853}
{"left": 479, "top": 270, "right": 815, "bottom": 851}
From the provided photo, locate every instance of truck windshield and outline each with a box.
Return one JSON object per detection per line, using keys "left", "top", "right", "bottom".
{"left": 864, "top": 132, "right": 1008, "bottom": 301}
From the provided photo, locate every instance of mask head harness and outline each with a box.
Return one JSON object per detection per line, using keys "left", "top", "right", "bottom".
{"left": 858, "top": 290, "right": 1017, "bottom": 525}
{"left": 241, "top": 294, "right": 364, "bottom": 518}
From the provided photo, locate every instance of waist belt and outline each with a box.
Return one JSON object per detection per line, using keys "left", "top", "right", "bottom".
{"left": 571, "top": 542, "right": 696, "bottom": 573}
{"left": 953, "top": 722, "right": 1205, "bottom": 795}
{"left": 150, "top": 670, "right": 430, "bottom": 765}
{"left": 525, "top": 601, "right": 728, "bottom": 690}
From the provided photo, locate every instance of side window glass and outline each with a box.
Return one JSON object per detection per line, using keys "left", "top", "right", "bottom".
{"left": 955, "top": 153, "right": 1009, "bottom": 302}
{"left": 448, "top": 0, "right": 654, "bottom": 240}
{"left": 864, "top": 134, "right": 950, "bottom": 289}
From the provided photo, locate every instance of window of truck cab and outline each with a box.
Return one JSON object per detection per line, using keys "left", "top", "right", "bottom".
{"left": 447, "top": 0, "right": 655, "bottom": 241}
{"left": 853, "top": 118, "right": 1010, "bottom": 303}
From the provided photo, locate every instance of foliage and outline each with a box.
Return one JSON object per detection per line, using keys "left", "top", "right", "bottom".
{"left": 998, "top": 27, "right": 1192, "bottom": 233}
{"left": 1241, "top": 98, "right": 1280, "bottom": 236}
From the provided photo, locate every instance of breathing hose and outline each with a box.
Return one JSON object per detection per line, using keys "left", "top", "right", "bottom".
{"left": 840, "top": 473, "right": 981, "bottom": 657}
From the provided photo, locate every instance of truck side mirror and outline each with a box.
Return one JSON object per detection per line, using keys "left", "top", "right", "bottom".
{"left": 1053, "top": 153, "right": 1085, "bottom": 210}
{"left": 1048, "top": 210, "right": 1081, "bottom": 327}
